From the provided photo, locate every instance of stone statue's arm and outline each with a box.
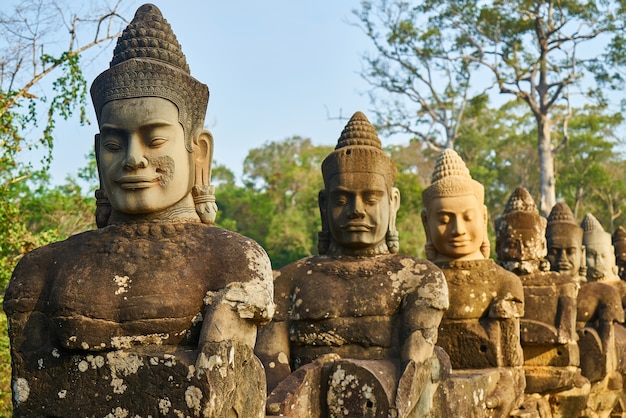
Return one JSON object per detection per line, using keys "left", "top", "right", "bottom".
{"left": 3, "top": 250, "right": 55, "bottom": 355}
{"left": 400, "top": 267, "right": 449, "bottom": 364}
{"left": 255, "top": 268, "right": 294, "bottom": 393}
{"left": 197, "top": 244, "right": 275, "bottom": 349}
{"left": 255, "top": 320, "right": 291, "bottom": 394}
{"left": 395, "top": 267, "right": 448, "bottom": 413}
{"left": 489, "top": 272, "right": 525, "bottom": 319}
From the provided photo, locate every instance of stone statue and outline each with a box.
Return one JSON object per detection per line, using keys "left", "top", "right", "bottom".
{"left": 495, "top": 188, "right": 588, "bottom": 416}
{"left": 420, "top": 149, "right": 525, "bottom": 417}
{"left": 546, "top": 214, "right": 626, "bottom": 416}
{"left": 546, "top": 202, "right": 587, "bottom": 283}
{"left": 613, "top": 226, "right": 626, "bottom": 281}
{"left": 255, "top": 111, "right": 449, "bottom": 418}
{"left": 3, "top": 4, "right": 274, "bottom": 417}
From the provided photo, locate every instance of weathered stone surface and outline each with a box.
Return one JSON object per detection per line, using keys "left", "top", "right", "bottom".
{"left": 495, "top": 188, "right": 590, "bottom": 417}
{"left": 432, "top": 368, "right": 526, "bottom": 418}
{"left": 421, "top": 149, "right": 526, "bottom": 416}
{"left": 256, "top": 111, "right": 448, "bottom": 417}
{"left": 3, "top": 4, "right": 273, "bottom": 416}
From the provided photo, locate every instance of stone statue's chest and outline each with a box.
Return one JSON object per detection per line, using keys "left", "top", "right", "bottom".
{"left": 46, "top": 234, "right": 218, "bottom": 349}
{"left": 287, "top": 268, "right": 406, "bottom": 320}
{"left": 440, "top": 267, "right": 497, "bottom": 319}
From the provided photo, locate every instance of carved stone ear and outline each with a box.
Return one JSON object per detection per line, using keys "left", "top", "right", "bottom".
{"left": 388, "top": 187, "right": 401, "bottom": 233}
{"left": 193, "top": 129, "right": 213, "bottom": 188}
{"left": 318, "top": 190, "right": 330, "bottom": 255}
{"left": 192, "top": 130, "right": 217, "bottom": 225}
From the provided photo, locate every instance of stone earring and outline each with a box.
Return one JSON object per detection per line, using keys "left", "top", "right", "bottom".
{"left": 318, "top": 230, "right": 330, "bottom": 255}
{"left": 95, "top": 188, "right": 111, "bottom": 228}
{"left": 386, "top": 230, "right": 399, "bottom": 254}
{"left": 192, "top": 184, "right": 218, "bottom": 225}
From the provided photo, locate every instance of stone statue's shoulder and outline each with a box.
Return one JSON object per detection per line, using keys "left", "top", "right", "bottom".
{"left": 4, "top": 233, "right": 83, "bottom": 313}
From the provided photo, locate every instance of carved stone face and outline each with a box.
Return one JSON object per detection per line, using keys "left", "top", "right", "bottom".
{"left": 499, "top": 228, "right": 546, "bottom": 262}
{"left": 427, "top": 194, "right": 485, "bottom": 261}
{"left": 547, "top": 235, "right": 583, "bottom": 276}
{"left": 326, "top": 172, "right": 391, "bottom": 250}
{"left": 98, "top": 97, "right": 193, "bottom": 214}
{"left": 585, "top": 234, "right": 618, "bottom": 281}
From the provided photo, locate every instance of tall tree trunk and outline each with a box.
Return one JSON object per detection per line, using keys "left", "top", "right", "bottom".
{"left": 538, "top": 116, "right": 556, "bottom": 216}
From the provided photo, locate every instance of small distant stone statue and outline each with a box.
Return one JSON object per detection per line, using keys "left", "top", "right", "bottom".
{"left": 421, "top": 149, "right": 525, "bottom": 417}
{"left": 255, "top": 111, "right": 449, "bottom": 418}
{"left": 582, "top": 214, "right": 626, "bottom": 298}
{"left": 546, "top": 202, "right": 587, "bottom": 283}
{"left": 572, "top": 213, "right": 626, "bottom": 415}
{"left": 495, "top": 188, "right": 588, "bottom": 416}
{"left": 3, "top": 4, "right": 274, "bottom": 417}
{"left": 613, "top": 226, "right": 626, "bottom": 281}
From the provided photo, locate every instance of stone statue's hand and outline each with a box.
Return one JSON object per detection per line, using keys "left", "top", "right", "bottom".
{"left": 485, "top": 370, "right": 515, "bottom": 412}
{"left": 395, "top": 358, "right": 433, "bottom": 417}
{"left": 489, "top": 294, "right": 523, "bottom": 319}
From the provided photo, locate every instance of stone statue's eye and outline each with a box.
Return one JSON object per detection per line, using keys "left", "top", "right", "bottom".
{"left": 365, "top": 196, "right": 379, "bottom": 205}
{"left": 438, "top": 215, "right": 450, "bottom": 225}
{"left": 103, "top": 140, "right": 121, "bottom": 151}
{"left": 150, "top": 137, "right": 167, "bottom": 146}
{"left": 334, "top": 197, "right": 347, "bottom": 205}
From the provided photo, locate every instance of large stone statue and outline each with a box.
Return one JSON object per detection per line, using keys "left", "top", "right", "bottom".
{"left": 420, "top": 149, "right": 526, "bottom": 417}
{"left": 255, "top": 111, "right": 449, "bottom": 418}
{"left": 495, "top": 188, "right": 588, "bottom": 416}
{"left": 3, "top": 4, "right": 274, "bottom": 417}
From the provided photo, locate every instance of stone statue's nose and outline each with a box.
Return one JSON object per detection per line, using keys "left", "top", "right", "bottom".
{"left": 123, "top": 139, "right": 148, "bottom": 170}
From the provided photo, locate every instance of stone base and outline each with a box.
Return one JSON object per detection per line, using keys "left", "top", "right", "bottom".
{"left": 11, "top": 342, "right": 266, "bottom": 417}
{"left": 265, "top": 350, "right": 447, "bottom": 418}
{"left": 432, "top": 367, "right": 526, "bottom": 418}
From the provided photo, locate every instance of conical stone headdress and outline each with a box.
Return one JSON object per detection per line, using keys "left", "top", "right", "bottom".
{"left": 422, "top": 148, "right": 484, "bottom": 206}
{"left": 582, "top": 213, "right": 611, "bottom": 246}
{"left": 495, "top": 187, "right": 547, "bottom": 261}
{"left": 90, "top": 4, "right": 209, "bottom": 143}
{"left": 546, "top": 202, "right": 583, "bottom": 242}
{"left": 321, "top": 111, "right": 396, "bottom": 189}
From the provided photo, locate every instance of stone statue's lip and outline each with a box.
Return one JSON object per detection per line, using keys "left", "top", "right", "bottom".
{"left": 341, "top": 223, "right": 373, "bottom": 231}
{"left": 116, "top": 175, "right": 159, "bottom": 189}
{"left": 448, "top": 239, "right": 472, "bottom": 247}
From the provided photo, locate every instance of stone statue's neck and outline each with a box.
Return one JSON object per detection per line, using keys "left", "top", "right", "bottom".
{"left": 326, "top": 241, "right": 389, "bottom": 257}
{"left": 108, "top": 194, "right": 201, "bottom": 225}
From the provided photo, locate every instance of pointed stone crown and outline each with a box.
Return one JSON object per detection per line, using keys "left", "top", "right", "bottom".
{"left": 546, "top": 202, "right": 582, "bottom": 242}
{"left": 613, "top": 226, "right": 626, "bottom": 246}
{"left": 90, "top": 3, "right": 209, "bottom": 140}
{"left": 321, "top": 111, "right": 396, "bottom": 189}
{"left": 495, "top": 187, "right": 547, "bottom": 259}
{"left": 582, "top": 213, "right": 611, "bottom": 245}
{"left": 422, "top": 148, "right": 484, "bottom": 206}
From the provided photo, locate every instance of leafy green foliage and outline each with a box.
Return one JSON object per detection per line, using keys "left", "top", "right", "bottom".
{"left": 216, "top": 137, "right": 333, "bottom": 269}
{"left": 355, "top": 0, "right": 626, "bottom": 213}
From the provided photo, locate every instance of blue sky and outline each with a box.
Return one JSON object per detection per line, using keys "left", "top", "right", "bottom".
{"left": 44, "top": 0, "right": 411, "bottom": 185}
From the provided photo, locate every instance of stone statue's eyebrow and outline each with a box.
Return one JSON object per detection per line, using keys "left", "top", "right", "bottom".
{"left": 100, "top": 120, "right": 175, "bottom": 131}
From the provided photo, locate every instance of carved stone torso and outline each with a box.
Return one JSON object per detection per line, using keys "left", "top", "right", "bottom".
{"left": 436, "top": 258, "right": 524, "bottom": 320}
{"left": 4, "top": 221, "right": 274, "bottom": 417}
{"left": 273, "top": 254, "right": 447, "bottom": 367}
{"left": 6, "top": 221, "right": 272, "bottom": 354}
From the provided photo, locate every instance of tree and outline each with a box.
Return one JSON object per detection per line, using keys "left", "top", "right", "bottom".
{"left": 355, "top": 0, "right": 626, "bottom": 214}
{"left": 0, "top": 0, "right": 129, "bottom": 288}
{"left": 218, "top": 137, "right": 333, "bottom": 269}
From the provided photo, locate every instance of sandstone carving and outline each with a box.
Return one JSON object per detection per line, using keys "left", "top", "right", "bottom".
{"left": 3, "top": 4, "right": 274, "bottom": 417}
{"left": 256, "top": 111, "right": 449, "bottom": 418}
{"left": 496, "top": 188, "right": 588, "bottom": 416}
{"left": 421, "top": 149, "right": 526, "bottom": 417}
